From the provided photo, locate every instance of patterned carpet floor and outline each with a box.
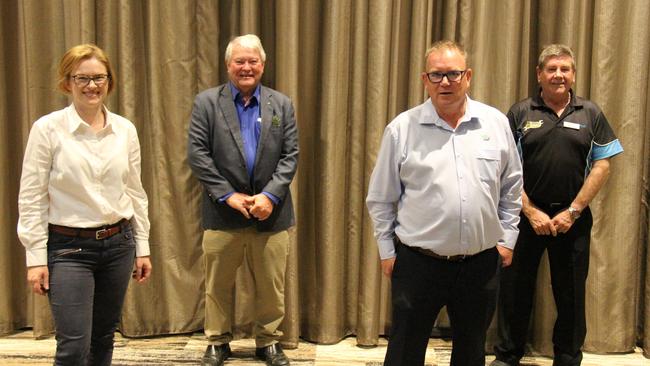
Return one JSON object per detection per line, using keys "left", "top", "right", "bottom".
{"left": 0, "top": 331, "right": 647, "bottom": 365}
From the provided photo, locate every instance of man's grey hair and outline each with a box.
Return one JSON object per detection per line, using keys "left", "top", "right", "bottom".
{"left": 225, "top": 34, "right": 267, "bottom": 64}
{"left": 424, "top": 40, "right": 468, "bottom": 68}
{"left": 538, "top": 44, "right": 575, "bottom": 70}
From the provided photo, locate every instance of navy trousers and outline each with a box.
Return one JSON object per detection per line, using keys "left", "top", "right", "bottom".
{"left": 47, "top": 221, "right": 136, "bottom": 366}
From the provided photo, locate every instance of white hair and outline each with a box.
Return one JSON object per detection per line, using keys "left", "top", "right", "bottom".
{"left": 225, "top": 34, "right": 266, "bottom": 63}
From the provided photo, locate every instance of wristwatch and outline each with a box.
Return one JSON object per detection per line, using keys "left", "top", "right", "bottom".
{"left": 568, "top": 206, "right": 581, "bottom": 220}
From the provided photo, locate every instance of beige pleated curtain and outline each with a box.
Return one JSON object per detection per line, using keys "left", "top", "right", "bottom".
{"left": 1, "top": 0, "right": 649, "bottom": 358}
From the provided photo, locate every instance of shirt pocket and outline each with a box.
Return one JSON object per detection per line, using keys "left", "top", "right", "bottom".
{"left": 475, "top": 149, "right": 501, "bottom": 183}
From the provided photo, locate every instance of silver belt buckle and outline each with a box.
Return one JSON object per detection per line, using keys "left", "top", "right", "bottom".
{"left": 95, "top": 229, "right": 108, "bottom": 240}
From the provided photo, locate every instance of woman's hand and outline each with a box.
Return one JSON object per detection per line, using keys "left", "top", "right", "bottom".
{"left": 132, "top": 256, "right": 152, "bottom": 283}
{"left": 27, "top": 266, "right": 49, "bottom": 295}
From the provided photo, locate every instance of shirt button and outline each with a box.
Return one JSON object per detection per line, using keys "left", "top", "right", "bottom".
{"left": 463, "top": 219, "right": 467, "bottom": 223}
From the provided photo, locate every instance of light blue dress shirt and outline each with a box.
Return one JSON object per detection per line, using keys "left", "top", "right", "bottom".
{"left": 366, "top": 96, "right": 523, "bottom": 260}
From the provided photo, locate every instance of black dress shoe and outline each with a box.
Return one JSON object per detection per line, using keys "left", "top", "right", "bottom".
{"left": 201, "top": 344, "right": 231, "bottom": 366}
{"left": 255, "top": 343, "right": 290, "bottom": 366}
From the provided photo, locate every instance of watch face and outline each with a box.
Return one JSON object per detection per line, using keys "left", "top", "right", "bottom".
{"left": 569, "top": 207, "right": 580, "bottom": 219}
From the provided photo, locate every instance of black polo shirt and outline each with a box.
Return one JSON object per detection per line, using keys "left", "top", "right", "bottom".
{"left": 508, "top": 90, "right": 623, "bottom": 206}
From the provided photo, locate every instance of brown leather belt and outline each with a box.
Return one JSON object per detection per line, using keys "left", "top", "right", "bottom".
{"left": 410, "top": 246, "right": 473, "bottom": 262}
{"left": 49, "top": 218, "right": 129, "bottom": 240}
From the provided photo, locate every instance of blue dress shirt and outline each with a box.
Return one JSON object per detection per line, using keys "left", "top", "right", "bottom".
{"left": 223, "top": 83, "right": 278, "bottom": 204}
{"left": 231, "top": 83, "right": 262, "bottom": 179}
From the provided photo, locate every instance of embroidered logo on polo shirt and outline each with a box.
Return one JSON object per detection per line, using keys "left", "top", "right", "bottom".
{"left": 522, "top": 120, "right": 543, "bottom": 132}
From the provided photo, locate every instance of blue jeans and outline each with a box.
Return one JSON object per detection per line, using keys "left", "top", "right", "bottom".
{"left": 47, "top": 221, "right": 136, "bottom": 366}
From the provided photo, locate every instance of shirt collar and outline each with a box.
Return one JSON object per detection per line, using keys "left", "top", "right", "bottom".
{"left": 421, "top": 95, "right": 478, "bottom": 130}
{"left": 66, "top": 104, "right": 113, "bottom": 134}
{"left": 532, "top": 88, "right": 583, "bottom": 110}
{"left": 229, "top": 82, "right": 261, "bottom": 104}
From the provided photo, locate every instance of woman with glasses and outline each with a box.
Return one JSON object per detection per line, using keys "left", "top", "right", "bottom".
{"left": 17, "top": 44, "right": 152, "bottom": 366}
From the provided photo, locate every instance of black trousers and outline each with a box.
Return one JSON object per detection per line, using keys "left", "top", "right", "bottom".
{"left": 384, "top": 243, "right": 500, "bottom": 366}
{"left": 494, "top": 208, "right": 592, "bottom": 366}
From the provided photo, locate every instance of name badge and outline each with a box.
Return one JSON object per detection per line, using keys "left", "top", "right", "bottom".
{"left": 563, "top": 121, "right": 581, "bottom": 130}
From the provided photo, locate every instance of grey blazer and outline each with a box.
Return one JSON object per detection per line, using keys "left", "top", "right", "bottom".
{"left": 187, "top": 84, "right": 299, "bottom": 232}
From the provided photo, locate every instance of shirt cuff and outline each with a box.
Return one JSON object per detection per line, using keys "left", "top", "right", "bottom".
{"left": 218, "top": 192, "right": 234, "bottom": 203}
{"left": 377, "top": 238, "right": 396, "bottom": 260}
{"left": 262, "top": 191, "right": 280, "bottom": 205}
{"left": 135, "top": 239, "right": 151, "bottom": 257}
{"left": 26, "top": 247, "right": 47, "bottom": 267}
{"left": 500, "top": 230, "right": 519, "bottom": 250}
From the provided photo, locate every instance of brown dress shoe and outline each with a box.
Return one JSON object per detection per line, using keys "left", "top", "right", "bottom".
{"left": 201, "top": 344, "right": 231, "bottom": 366}
{"left": 255, "top": 343, "right": 290, "bottom": 366}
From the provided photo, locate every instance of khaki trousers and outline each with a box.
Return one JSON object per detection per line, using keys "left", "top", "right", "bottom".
{"left": 202, "top": 227, "right": 289, "bottom": 347}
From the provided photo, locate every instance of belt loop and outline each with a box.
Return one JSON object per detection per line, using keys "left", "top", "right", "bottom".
{"left": 120, "top": 217, "right": 130, "bottom": 228}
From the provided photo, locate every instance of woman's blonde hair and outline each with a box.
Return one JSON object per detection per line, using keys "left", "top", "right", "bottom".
{"left": 57, "top": 44, "right": 115, "bottom": 94}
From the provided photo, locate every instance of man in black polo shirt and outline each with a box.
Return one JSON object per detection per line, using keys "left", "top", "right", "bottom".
{"left": 491, "top": 44, "right": 623, "bottom": 366}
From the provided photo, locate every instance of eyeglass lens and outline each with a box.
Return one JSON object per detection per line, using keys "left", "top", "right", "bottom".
{"left": 72, "top": 75, "right": 108, "bottom": 86}
{"left": 428, "top": 70, "right": 464, "bottom": 83}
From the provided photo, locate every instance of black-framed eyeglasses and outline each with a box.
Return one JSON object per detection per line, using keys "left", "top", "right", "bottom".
{"left": 426, "top": 70, "right": 467, "bottom": 83}
{"left": 70, "top": 74, "right": 110, "bottom": 87}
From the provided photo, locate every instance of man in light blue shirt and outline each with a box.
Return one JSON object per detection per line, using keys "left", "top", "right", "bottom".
{"left": 366, "top": 40, "right": 523, "bottom": 366}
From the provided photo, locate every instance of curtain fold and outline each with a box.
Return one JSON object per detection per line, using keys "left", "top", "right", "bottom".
{"left": 1, "top": 0, "right": 648, "bottom": 357}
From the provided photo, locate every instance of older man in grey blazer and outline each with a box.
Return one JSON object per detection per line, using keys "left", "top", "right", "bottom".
{"left": 188, "top": 34, "right": 298, "bottom": 366}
